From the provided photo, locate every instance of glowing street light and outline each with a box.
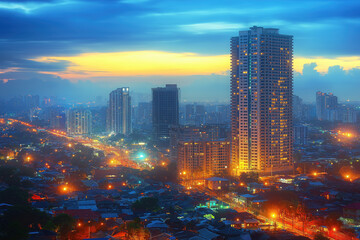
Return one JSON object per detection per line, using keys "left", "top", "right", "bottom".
{"left": 271, "top": 213, "right": 276, "bottom": 219}
{"left": 333, "top": 227, "right": 337, "bottom": 232}
{"left": 108, "top": 184, "right": 112, "bottom": 190}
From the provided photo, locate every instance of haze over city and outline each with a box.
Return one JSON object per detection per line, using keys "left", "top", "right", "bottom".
{"left": 1, "top": 1, "right": 360, "bottom": 240}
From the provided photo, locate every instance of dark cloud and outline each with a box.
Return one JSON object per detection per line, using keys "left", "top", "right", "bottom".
{"left": 0, "top": 58, "right": 70, "bottom": 72}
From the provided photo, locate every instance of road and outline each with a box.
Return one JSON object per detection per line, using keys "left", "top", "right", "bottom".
{"left": 7, "top": 119, "right": 140, "bottom": 169}
{"left": 190, "top": 184, "right": 351, "bottom": 240}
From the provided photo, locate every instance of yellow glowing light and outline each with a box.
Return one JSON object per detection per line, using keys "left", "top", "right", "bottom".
{"left": 313, "top": 172, "right": 317, "bottom": 176}
{"left": 346, "top": 175, "right": 350, "bottom": 179}
{"left": 32, "top": 51, "right": 230, "bottom": 78}
{"left": 271, "top": 213, "right": 276, "bottom": 218}
{"left": 68, "top": 143, "right": 72, "bottom": 147}
{"left": 78, "top": 223, "right": 81, "bottom": 227}
{"left": 333, "top": 227, "right": 336, "bottom": 232}
{"left": 63, "top": 187, "right": 68, "bottom": 191}
{"left": 108, "top": 184, "right": 112, "bottom": 189}
{"left": 183, "top": 171, "right": 186, "bottom": 175}
{"left": 294, "top": 56, "right": 360, "bottom": 74}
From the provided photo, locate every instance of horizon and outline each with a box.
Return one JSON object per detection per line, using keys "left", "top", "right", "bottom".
{"left": 0, "top": 0, "right": 360, "bottom": 103}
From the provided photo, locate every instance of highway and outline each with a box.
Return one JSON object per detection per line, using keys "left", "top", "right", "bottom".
{"left": 7, "top": 119, "right": 141, "bottom": 170}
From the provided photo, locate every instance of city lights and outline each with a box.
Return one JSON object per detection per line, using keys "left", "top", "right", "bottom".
{"left": 1, "top": 6, "right": 359, "bottom": 239}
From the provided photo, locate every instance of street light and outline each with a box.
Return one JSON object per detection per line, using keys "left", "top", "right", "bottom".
{"left": 271, "top": 213, "right": 277, "bottom": 230}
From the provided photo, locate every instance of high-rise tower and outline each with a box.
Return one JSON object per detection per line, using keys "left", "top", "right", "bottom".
{"left": 66, "top": 108, "right": 92, "bottom": 135}
{"left": 230, "top": 26, "right": 293, "bottom": 176}
{"left": 152, "top": 84, "right": 179, "bottom": 140}
{"left": 107, "top": 87, "right": 131, "bottom": 135}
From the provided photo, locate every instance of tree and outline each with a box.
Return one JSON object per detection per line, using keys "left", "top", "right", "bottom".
{"left": 53, "top": 214, "right": 76, "bottom": 240}
{"left": 132, "top": 197, "right": 160, "bottom": 212}
{"left": 121, "top": 218, "right": 150, "bottom": 240}
{"left": 314, "top": 233, "right": 329, "bottom": 240}
{"left": 0, "top": 187, "right": 29, "bottom": 205}
{"left": 239, "top": 172, "right": 259, "bottom": 184}
{"left": 324, "top": 212, "right": 342, "bottom": 230}
{"left": 0, "top": 205, "right": 51, "bottom": 240}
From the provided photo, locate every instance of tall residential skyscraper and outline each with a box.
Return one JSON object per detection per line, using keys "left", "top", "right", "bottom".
{"left": 152, "top": 84, "right": 179, "bottom": 140}
{"left": 66, "top": 108, "right": 92, "bottom": 135}
{"left": 107, "top": 87, "right": 131, "bottom": 135}
{"left": 230, "top": 26, "right": 293, "bottom": 176}
{"left": 316, "top": 91, "right": 338, "bottom": 121}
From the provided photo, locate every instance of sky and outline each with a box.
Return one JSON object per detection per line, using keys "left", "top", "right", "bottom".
{"left": 0, "top": 0, "right": 360, "bottom": 104}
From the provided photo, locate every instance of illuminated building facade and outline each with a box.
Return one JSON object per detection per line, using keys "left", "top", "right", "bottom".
{"left": 231, "top": 26, "right": 293, "bottom": 176}
{"left": 178, "top": 140, "right": 230, "bottom": 179}
{"left": 107, "top": 87, "right": 132, "bottom": 135}
{"left": 66, "top": 108, "right": 92, "bottom": 135}
{"left": 152, "top": 84, "right": 179, "bottom": 140}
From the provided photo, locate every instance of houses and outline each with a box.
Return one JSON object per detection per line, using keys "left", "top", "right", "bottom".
{"left": 205, "top": 177, "right": 229, "bottom": 191}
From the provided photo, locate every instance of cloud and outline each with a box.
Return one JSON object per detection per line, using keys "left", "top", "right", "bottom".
{"left": 294, "top": 56, "right": 360, "bottom": 74}
{"left": 31, "top": 51, "right": 229, "bottom": 78}
{"left": 294, "top": 63, "right": 360, "bottom": 102}
{"left": 179, "top": 22, "right": 244, "bottom": 34}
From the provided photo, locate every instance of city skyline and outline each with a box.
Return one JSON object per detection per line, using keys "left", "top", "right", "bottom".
{"left": 0, "top": 0, "right": 360, "bottom": 103}
{"left": 1, "top": 2, "right": 360, "bottom": 238}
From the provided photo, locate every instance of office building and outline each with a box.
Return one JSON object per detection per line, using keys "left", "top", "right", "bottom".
{"left": 107, "top": 87, "right": 131, "bottom": 135}
{"left": 152, "top": 84, "right": 179, "bottom": 140}
{"left": 66, "top": 108, "right": 92, "bottom": 135}
{"left": 230, "top": 26, "right": 293, "bottom": 176}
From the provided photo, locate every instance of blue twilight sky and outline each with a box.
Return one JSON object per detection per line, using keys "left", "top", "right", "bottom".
{"left": 0, "top": 0, "right": 360, "bottom": 103}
